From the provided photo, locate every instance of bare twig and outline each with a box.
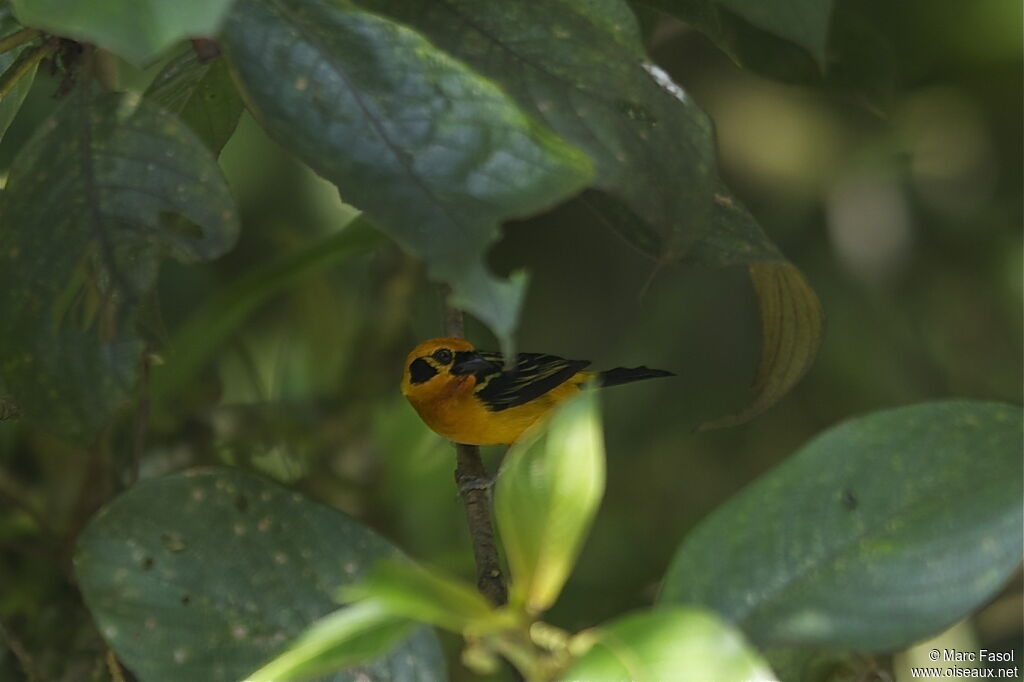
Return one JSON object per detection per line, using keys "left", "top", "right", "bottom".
{"left": 439, "top": 285, "right": 508, "bottom": 605}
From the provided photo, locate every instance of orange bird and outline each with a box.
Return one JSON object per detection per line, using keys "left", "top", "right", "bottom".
{"left": 401, "top": 337, "right": 673, "bottom": 445}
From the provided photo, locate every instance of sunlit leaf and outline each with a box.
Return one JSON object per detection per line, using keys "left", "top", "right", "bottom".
{"left": 221, "top": 0, "right": 593, "bottom": 353}
{"left": 146, "top": 48, "right": 245, "bottom": 155}
{"left": 245, "top": 603, "right": 415, "bottom": 682}
{"left": 74, "top": 468, "right": 445, "bottom": 682}
{"left": 11, "top": 0, "right": 234, "bottom": 64}
{"left": 495, "top": 390, "right": 605, "bottom": 614}
{"left": 661, "top": 401, "right": 1024, "bottom": 651}
{"left": 566, "top": 607, "right": 775, "bottom": 682}
{"left": 343, "top": 560, "right": 513, "bottom": 634}
{"left": 0, "top": 88, "right": 238, "bottom": 440}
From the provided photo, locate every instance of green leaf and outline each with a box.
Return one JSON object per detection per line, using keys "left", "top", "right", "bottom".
{"left": 590, "top": 184, "right": 824, "bottom": 429}
{"left": 245, "top": 602, "right": 415, "bottom": 682}
{"left": 713, "top": 0, "right": 833, "bottom": 66}
{"left": 359, "top": 0, "right": 716, "bottom": 260}
{"left": 151, "top": 217, "right": 383, "bottom": 403}
{"left": 11, "top": 0, "right": 235, "bottom": 65}
{"left": 700, "top": 261, "right": 824, "bottom": 429}
{"left": 0, "top": 8, "right": 40, "bottom": 143}
{"left": 566, "top": 607, "right": 774, "bottom": 682}
{"left": 220, "top": 0, "right": 593, "bottom": 353}
{"left": 74, "top": 467, "right": 445, "bottom": 682}
{"left": 641, "top": 0, "right": 893, "bottom": 110}
{"left": 660, "top": 401, "right": 1024, "bottom": 651}
{"left": 0, "top": 88, "right": 238, "bottom": 440}
{"left": 146, "top": 48, "right": 245, "bottom": 156}
{"left": 343, "top": 560, "right": 514, "bottom": 634}
{"left": 358, "top": 0, "right": 820, "bottom": 426}
{"left": 495, "top": 390, "right": 605, "bottom": 614}
{"left": 645, "top": 0, "right": 832, "bottom": 67}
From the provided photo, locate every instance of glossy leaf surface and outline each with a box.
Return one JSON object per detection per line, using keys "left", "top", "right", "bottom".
{"left": 221, "top": 0, "right": 593, "bottom": 352}
{"left": 661, "top": 401, "right": 1024, "bottom": 650}
{"left": 75, "top": 468, "right": 445, "bottom": 682}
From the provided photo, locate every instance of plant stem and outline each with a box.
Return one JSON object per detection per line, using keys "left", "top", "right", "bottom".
{"left": 440, "top": 285, "right": 508, "bottom": 606}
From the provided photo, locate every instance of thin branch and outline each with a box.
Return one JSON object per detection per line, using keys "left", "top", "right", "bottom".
{"left": 440, "top": 285, "right": 508, "bottom": 606}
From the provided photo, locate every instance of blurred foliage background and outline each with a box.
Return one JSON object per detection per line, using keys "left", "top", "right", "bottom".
{"left": 0, "top": 0, "right": 1020, "bottom": 679}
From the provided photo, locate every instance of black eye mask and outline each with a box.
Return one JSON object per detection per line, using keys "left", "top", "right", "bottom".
{"left": 408, "top": 358, "right": 438, "bottom": 384}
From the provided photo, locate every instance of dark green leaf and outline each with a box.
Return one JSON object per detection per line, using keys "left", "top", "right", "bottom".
{"left": 221, "top": 0, "right": 593, "bottom": 353}
{"left": 0, "top": 88, "right": 238, "bottom": 440}
{"left": 146, "top": 49, "right": 245, "bottom": 156}
{"left": 566, "top": 607, "right": 774, "bottom": 682}
{"left": 360, "top": 0, "right": 716, "bottom": 260}
{"left": 588, "top": 185, "right": 824, "bottom": 429}
{"left": 660, "top": 401, "right": 1024, "bottom": 650}
{"left": 645, "top": 0, "right": 832, "bottom": 66}
{"left": 11, "top": 0, "right": 235, "bottom": 65}
{"left": 496, "top": 391, "right": 605, "bottom": 614}
{"left": 714, "top": 0, "right": 833, "bottom": 66}
{"left": 641, "top": 0, "right": 894, "bottom": 110}
{"left": 74, "top": 467, "right": 445, "bottom": 682}
{"left": 361, "top": 0, "right": 821, "bottom": 425}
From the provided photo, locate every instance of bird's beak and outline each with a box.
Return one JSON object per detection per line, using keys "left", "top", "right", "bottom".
{"left": 450, "top": 351, "right": 496, "bottom": 376}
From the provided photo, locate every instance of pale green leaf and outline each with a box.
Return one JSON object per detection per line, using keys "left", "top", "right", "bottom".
{"left": 566, "top": 607, "right": 775, "bottom": 682}
{"left": 11, "top": 0, "right": 235, "bottom": 64}
{"left": 495, "top": 390, "right": 606, "bottom": 614}
{"left": 343, "top": 560, "right": 513, "bottom": 634}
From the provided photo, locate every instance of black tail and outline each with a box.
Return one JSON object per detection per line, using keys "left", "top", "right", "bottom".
{"left": 598, "top": 366, "right": 674, "bottom": 388}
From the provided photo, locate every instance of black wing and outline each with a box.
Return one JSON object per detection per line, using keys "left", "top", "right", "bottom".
{"left": 474, "top": 351, "right": 590, "bottom": 412}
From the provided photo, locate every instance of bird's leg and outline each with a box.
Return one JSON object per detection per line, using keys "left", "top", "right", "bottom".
{"left": 456, "top": 473, "right": 495, "bottom": 497}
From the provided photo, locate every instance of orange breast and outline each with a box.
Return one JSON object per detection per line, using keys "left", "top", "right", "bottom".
{"left": 407, "top": 376, "right": 585, "bottom": 445}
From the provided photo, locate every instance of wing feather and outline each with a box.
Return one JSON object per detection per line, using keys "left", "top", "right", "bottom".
{"left": 475, "top": 351, "right": 589, "bottom": 412}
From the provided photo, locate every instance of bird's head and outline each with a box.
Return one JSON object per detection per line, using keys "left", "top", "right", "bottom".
{"left": 401, "top": 337, "right": 499, "bottom": 399}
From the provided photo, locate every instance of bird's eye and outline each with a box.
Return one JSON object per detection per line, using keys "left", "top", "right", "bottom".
{"left": 432, "top": 348, "right": 453, "bottom": 365}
